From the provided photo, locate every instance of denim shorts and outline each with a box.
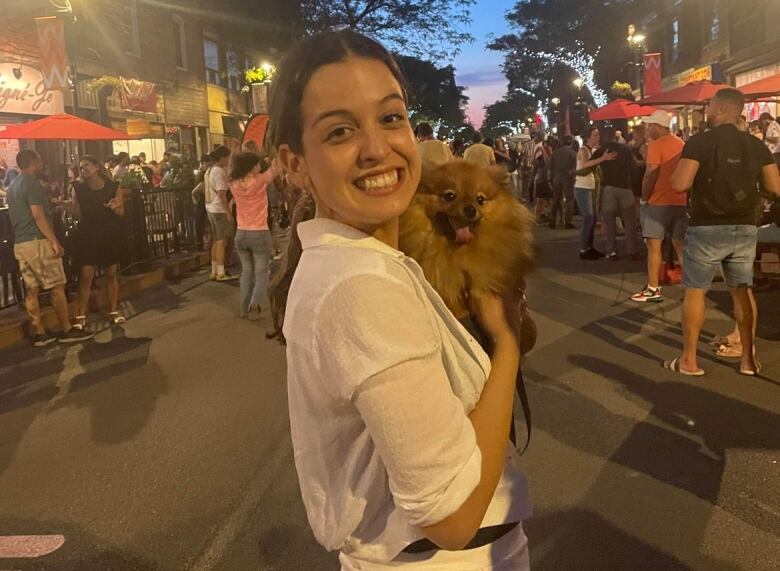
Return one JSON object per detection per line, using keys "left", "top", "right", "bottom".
{"left": 683, "top": 225, "right": 757, "bottom": 289}
{"left": 641, "top": 204, "right": 688, "bottom": 240}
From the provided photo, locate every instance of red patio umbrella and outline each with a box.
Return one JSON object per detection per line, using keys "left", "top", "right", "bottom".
{"left": 739, "top": 73, "right": 780, "bottom": 100}
{"left": 0, "top": 113, "right": 134, "bottom": 140}
{"left": 589, "top": 98, "right": 657, "bottom": 121}
{"left": 639, "top": 80, "right": 731, "bottom": 106}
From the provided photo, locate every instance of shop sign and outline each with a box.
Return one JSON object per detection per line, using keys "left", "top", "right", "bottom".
{"left": 0, "top": 64, "right": 65, "bottom": 116}
{"left": 679, "top": 65, "right": 712, "bottom": 86}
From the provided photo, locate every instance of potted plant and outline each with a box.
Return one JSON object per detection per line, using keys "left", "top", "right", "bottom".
{"left": 88, "top": 75, "right": 123, "bottom": 98}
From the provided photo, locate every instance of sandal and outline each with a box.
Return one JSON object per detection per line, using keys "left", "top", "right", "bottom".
{"left": 715, "top": 344, "right": 742, "bottom": 359}
{"left": 708, "top": 335, "right": 733, "bottom": 348}
{"left": 739, "top": 360, "right": 763, "bottom": 377}
{"left": 663, "top": 357, "right": 705, "bottom": 377}
{"left": 73, "top": 315, "right": 87, "bottom": 331}
{"left": 109, "top": 311, "right": 126, "bottom": 325}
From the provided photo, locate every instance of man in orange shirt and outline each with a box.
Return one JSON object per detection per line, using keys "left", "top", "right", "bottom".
{"left": 632, "top": 111, "right": 686, "bottom": 303}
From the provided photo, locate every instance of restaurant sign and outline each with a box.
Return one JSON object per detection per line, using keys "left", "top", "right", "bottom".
{"left": 0, "top": 63, "right": 65, "bottom": 116}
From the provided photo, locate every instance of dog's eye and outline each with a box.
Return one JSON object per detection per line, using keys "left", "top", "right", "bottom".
{"left": 476, "top": 196, "right": 486, "bottom": 206}
{"left": 443, "top": 191, "right": 456, "bottom": 202}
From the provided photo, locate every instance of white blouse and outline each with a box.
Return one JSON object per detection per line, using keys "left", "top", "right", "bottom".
{"left": 284, "top": 218, "right": 531, "bottom": 565}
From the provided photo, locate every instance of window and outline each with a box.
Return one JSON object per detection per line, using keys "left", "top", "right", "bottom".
{"left": 671, "top": 19, "right": 680, "bottom": 62}
{"left": 203, "top": 36, "right": 222, "bottom": 86}
{"left": 119, "top": 0, "right": 141, "bottom": 57}
{"left": 708, "top": 1, "right": 721, "bottom": 42}
{"left": 173, "top": 15, "right": 188, "bottom": 70}
{"left": 226, "top": 49, "right": 245, "bottom": 92}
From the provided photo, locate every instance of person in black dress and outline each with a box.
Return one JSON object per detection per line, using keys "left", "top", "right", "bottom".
{"left": 69, "top": 155, "right": 127, "bottom": 328}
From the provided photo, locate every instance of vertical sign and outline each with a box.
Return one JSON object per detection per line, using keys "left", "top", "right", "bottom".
{"left": 644, "top": 53, "right": 662, "bottom": 96}
{"left": 35, "top": 17, "right": 70, "bottom": 90}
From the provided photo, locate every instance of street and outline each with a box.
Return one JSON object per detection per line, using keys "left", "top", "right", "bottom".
{"left": 1, "top": 226, "right": 778, "bottom": 571}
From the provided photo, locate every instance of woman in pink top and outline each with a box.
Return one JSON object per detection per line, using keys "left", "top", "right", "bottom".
{"left": 228, "top": 151, "right": 276, "bottom": 318}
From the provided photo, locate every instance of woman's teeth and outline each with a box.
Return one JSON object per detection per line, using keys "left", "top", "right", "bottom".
{"left": 356, "top": 169, "right": 398, "bottom": 191}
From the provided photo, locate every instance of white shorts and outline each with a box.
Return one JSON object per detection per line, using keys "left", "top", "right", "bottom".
{"left": 339, "top": 524, "right": 529, "bottom": 571}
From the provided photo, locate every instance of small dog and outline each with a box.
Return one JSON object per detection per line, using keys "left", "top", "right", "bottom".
{"left": 399, "top": 160, "right": 535, "bottom": 341}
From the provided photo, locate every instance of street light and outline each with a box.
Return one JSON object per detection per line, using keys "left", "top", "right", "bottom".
{"left": 627, "top": 24, "right": 646, "bottom": 98}
{"left": 573, "top": 78, "right": 585, "bottom": 89}
{"left": 551, "top": 97, "right": 561, "bottom": 106}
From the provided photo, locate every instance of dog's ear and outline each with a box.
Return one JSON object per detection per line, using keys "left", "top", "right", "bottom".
{"left": 418, "top": 164, "right": 443, "bottom": 195}
{"left": 486, "top": 164, "right": 508, "bottom": 185}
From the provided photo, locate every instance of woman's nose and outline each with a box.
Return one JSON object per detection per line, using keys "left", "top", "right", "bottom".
{"left": 357, "top": 128, "right": 391, "bottom": 166}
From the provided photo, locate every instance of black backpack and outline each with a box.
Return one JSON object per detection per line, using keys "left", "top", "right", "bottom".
{"left": 697, "top": 132, "right": 760, "bottom": 218}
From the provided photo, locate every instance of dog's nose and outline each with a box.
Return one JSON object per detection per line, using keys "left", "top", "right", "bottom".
{"left": 463, "top": 204, "right": 478, "bottom": 220}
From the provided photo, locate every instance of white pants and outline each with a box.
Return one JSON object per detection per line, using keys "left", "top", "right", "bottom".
{"left": 339, "top": 524, "right": 529, "bottom": 570}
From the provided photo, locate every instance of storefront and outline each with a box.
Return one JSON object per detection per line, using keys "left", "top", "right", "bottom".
{"left": 735, "top": 64, "right": 780, "bottom": 121}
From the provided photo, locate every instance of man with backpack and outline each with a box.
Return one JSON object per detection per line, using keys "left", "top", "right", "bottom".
{"left": 665, "top": 88, "right": 780, "bottom": 377}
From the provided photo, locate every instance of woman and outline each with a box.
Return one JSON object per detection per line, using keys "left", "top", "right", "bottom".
{"left": 493, "top": 137, "right": 510, "bottom": 165}
{"left": 69, "top": 155, "right": 127, "bottom": 327}
{"left": 270, "top": 30, "right": 530, "bottom": 570}
{"left": 228, "top": 151, "right": 276, "bottom": 319}
{"left": 532, "top": 138, "right": 553, "bottom": 221}
{"left": 574, "top": 127, "right": 616, "bottom": 260}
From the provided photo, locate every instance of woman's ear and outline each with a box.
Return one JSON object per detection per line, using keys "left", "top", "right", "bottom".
{"left": 277, "top": 144, "right": 307, "bottom": 189}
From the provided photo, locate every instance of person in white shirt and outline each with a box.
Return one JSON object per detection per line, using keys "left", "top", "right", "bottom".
{"left": 111, "top": 152, "right": 130, "bottom": 179}
{"left": 416, "top": 122, "right": 452, "bottom": 169}
{"left": 759, "top": 112, "right": 780, "bottom": 167}
{"left": 205, "top": 145, "right": 237, "bottom": 281}
{"left": 271, "top": 30, "right": 531, "bottom": 570}
{"left": 463, "top": 132, "right": 497, "bottom": 167}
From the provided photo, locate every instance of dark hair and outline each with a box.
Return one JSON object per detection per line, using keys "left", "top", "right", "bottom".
{"left": 417, "top": 122, "right": 433, "bottom": 137}
{"left": 562, "top": 134, "right": 575, "bottom": 146}
{"left": 16, "top": 149, "right": 40, "bottom": 169}
{"left": 211, "top": 145, "right": 230, "bottom": 162}
{"left": 759, "top": 112, "right": 775, "bottom": 122}
{"left": 582, "top": 126, "right": 599, "bottom": 142}
{"left": 229, "top": 151, "right": 261, "bottom": 181}
{"left": 79, "top": 154, "right": 111, "bottom": 181}
{"left": 268, "top": 30, "right": 408, "bottom": 154}
{"left": 472, "top": 132, "right": 483, "bottom": 143}
{"left": 483, "top": 137, "right": 494, "bottom": 148}
{"left": 117, "top": 151, "right": 129, "bottom": 162}
{"left": 600, "top": 127, "right": 616, "bottom": 143}
{"left": 713, "top": 88, "right": 745, "bottom": 108}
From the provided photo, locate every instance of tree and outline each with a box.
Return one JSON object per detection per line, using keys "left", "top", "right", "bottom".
{"left": 489, "top": 1, "right": 650, "bottom": 106}
{"left": 481, "top": 92, "right": 538, "bottom": 139}
{"left": 396, "top": 56, "right": 469, "bottom": 137}
{"left": 297, "top": 0, "right": 476, "bottom": 61}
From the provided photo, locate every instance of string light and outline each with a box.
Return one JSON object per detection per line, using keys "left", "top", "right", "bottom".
{"left": 523, "top": 44, "right": 609, "bottom": 107}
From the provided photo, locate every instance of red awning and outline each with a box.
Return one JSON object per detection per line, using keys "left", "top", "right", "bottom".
{"left": 0, "top": 113, "right": 135, "bottom": 140}
{"left": 739, "top": 73, "right": 780, "bottom": 100}
{"left": 589, "top": 99, "right": 657, "bottom": 121}
{"left": 639, "top": 81, "right": 731, "bottom": 106}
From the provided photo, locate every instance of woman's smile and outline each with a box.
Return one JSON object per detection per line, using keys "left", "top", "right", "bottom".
{"left": 353, "top": 167, "right": 404, "bottom": 196}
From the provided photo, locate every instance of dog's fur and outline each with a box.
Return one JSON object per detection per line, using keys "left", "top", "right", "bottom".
{"left": 266, "top": 160, "right": 535, "bottom": 343}
{"left": 399, "top": 161, "right": 535, "bottom": 321}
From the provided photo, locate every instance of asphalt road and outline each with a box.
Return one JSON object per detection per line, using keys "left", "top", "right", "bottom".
{"left": 0, "top": 226, "right": 778, "bottom": 570}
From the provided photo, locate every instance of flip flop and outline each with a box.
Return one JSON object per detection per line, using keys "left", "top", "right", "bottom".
{"left": 663, "top": 357, "right": 705, "bottom": 377}
{"left": 715, "top": 344, "right": 742, "bottom": 359}
{"left": 739, "top": 360, "right": 763, "bottom": 377}
{"left": 708, "top": 335, "right": 732, "bottom": 347}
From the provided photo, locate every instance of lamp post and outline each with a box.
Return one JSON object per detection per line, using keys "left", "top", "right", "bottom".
{"left": 627, "top": 24, "right": 646, "bottom": 99}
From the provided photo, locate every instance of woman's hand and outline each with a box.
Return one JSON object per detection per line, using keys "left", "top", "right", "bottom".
{"left": 600, "top": 151, "right": 618, "bottom": 163}
{"left": 473, "top": 292, "right": 515, "bottom": 345}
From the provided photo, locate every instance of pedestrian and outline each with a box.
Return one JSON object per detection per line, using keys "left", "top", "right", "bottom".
{"left": 463, "top": 132, "right": 496, "bottom": 167}
{"left": 493, "top": 137, "right": 511, "bottom": 166}
{"left": 228, "top": 151, "right": 276, "bottom": 319}
{"left": 450, "top": 138, "right": 465, "bottom": 158}
{"left": 632, "top": 111, "right": 686, "bottom": 303}
{"left": 591, "top": 127, "right": 640, "bottom": 260}
{"left": 531, "top": 137, "right": 553, "bottom": 222}
{"left": 549, "top": 135, "right": 577, "bottom": 229}
{"left": 112, "top": 152, "right": 130, "bottom": 179}
{"left": 191, "top": 154, "right": 212, "bottom": 251}
{"left": 6, "top": 150, "right": 94, "bottom": 346}
{"left": 269, "top": 30, "right": 530, "bottom": 569}
{"left": 204, "top": 145, "right": 237, "bottom": 281}
{"left": 664, "top": 88, "right": 780, "bottom": 376}
{"left": 758, "top": 112, "right": 780, "bottom": 168}
{"left": 416, "top": 122, "right": 453, "bottom": 168}
{"left": 574, "top": 127, "right": 615, "bottom": 259}
{"left": 63, "top": 155, "right": 128, "bottom": 329}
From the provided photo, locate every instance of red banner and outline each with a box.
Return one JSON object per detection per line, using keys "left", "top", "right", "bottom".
{"left": 120, "top": 77, "right": 157, "bottom": 113}
{"left": 644, "top": 53, "right": 662, "bottom": 96}
{"left": 35, "top": 17, "right": 70, "bottom": 90}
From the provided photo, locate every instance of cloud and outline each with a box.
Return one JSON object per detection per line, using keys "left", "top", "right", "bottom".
{"left": 457, "top": 69, "right": 507, "bottom": 88}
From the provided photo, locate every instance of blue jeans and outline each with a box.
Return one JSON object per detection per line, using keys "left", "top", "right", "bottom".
{"left": 601, "top": 186, "right": 638, "bottom": 255}
{"left": 574, "top": 187, "right": 596, "bottom": 251}
{"left": 683, "top": 225, "right": 757, "bottom": 289}
{"left": 235, "top": 230, "right": 272, "bottom": 315}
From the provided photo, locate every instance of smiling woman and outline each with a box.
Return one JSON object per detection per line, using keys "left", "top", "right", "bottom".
{"left": 269, "top": 31, "right": 531, "bottom": 570}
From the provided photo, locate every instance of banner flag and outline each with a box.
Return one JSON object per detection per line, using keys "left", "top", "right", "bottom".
{"left": 35, "top": 17, "right": 70, "bottom": 90}
{"left": 644, "top": 53, "right": 662, "bottom": 96}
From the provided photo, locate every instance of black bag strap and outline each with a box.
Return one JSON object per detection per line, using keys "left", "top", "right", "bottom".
{"left": 508, "top": 367, "right": 532, "bottom": 454}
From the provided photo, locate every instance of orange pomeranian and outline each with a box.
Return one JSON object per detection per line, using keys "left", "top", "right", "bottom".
{"left": 399, "top": 160, "right": 535, "bottom": 330}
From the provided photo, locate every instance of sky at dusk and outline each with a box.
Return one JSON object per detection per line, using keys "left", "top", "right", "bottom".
{"left": 451, "top": 0, "right": 518, "bottom": 128}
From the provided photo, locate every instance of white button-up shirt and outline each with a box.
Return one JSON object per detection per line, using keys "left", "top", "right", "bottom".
{"left": 284, "top": 218, "right": 531, "bottom": 564}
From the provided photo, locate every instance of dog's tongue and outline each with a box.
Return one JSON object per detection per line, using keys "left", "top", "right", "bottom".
{"left": 455, "top": 226, "right": 474, "bottom": 244}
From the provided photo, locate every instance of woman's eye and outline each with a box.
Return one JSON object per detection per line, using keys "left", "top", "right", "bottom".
{"left": 326, "top": 126, "right": 351, "bottom": 141}
{"left": 382, "top": 113, "right": 406, "bottom": 125}
{"left": 476, "top": 196, "right": 486, "bottom": 206}
{"left": 443, "top": 191, "right": 456, "bottom": 202}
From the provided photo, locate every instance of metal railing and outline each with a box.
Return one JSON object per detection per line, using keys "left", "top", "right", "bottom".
{"left": 0, "top": 185, "right": 203, "bottom": 310}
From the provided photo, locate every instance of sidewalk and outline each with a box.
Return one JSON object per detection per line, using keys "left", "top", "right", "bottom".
{"left": 0, "top": 251, "right": 210, "bottom": 350}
